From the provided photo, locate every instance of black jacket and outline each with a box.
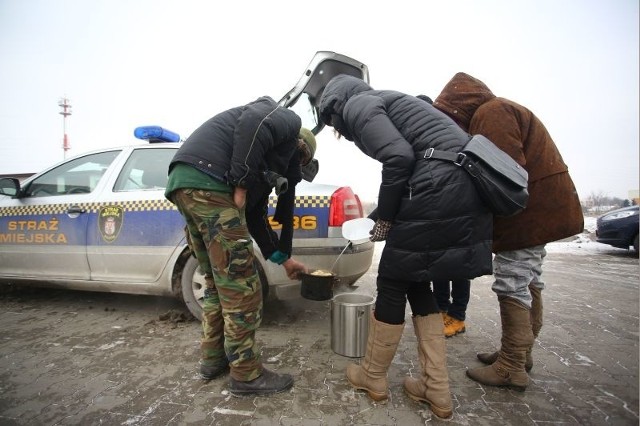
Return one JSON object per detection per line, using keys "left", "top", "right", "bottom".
{"left": 319, "top": 75, "right": 492, "bottom": 282}
{"left": 170, "top": 96, "right": 303, "bottom": 259}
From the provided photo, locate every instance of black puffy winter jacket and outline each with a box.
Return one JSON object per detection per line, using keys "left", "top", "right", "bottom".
{"left": 169, "top": 96, "right": 303, "bottom": 260}
{"left": 319, "top": 75, "right": 493, "bottom": 282}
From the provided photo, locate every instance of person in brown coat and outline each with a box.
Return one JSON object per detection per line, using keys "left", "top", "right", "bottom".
{"left": 433, "top": 72, "right": 584, "bottom": 391}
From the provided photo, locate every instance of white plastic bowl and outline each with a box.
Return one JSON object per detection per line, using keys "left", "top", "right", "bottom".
{"left": 341, "top": 218, "right": 375, "bottom": 244}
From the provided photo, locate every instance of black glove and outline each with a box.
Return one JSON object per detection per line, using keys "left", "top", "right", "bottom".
{"left": 264, "top": 171, "right": 288, "bottom": 195}
{"left": 369, "top": 219, "right": 392, "bottom": 242}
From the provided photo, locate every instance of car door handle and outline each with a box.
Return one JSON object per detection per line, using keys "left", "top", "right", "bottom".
{"left": 67, "top": 205, "right": 86, "bottom": 214}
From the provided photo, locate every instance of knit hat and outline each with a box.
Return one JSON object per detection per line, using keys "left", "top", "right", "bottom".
{"left": 298, "top": 127, "right": 316, "bottom": 159}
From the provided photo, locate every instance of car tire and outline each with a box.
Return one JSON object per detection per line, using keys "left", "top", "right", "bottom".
{"left": 633, "top": 234, "right": 639, "bottom": 254}
{"left": 181, "top": 255, "right": 270, "bottom": 322}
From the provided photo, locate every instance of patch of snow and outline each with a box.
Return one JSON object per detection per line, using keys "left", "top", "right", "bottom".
{"left": 546, "top": 216, "right": 633, "bottom": 255}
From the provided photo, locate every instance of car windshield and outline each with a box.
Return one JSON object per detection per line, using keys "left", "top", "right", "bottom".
{"left": 24, "top": 150, "right": 121, "bottom": 197}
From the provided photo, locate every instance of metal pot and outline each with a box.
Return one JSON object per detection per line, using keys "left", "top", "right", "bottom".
{"left": 299, "top": 270, "right": 336, "bottom": 301}
{"left": 331, "top": 293, "right": 375, "bottom": 357}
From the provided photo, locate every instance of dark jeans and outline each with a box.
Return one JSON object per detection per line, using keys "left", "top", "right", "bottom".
{"left": 432, "top": 279, "right": 471, "bottom": 321}
{"left": 374, "top": 276, "right": 440, "bottom": 325}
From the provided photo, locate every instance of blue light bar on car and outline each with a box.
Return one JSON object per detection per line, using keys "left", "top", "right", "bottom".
{"left": 134, "top": 126, "right": 181, "bottom": 143}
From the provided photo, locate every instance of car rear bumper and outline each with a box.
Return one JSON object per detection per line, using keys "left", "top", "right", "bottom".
{"left": 267, "top": 240, "right": 375, "bottom": 300}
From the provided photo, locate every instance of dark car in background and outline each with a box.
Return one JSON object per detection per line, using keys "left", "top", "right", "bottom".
{"left": 596, "top": 205, "right": 639, "bottom": 253}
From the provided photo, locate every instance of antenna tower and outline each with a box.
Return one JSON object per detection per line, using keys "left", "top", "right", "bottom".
{"left": 58, "top": 97, "right": 72, "bottom": 158}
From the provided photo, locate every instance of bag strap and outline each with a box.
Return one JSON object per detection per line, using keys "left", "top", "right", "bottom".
{"left": 422, "top": 148, "right": 481, "bottom": 177}
{"left": 423, "top": 147, "right": 465, "bottom": 165}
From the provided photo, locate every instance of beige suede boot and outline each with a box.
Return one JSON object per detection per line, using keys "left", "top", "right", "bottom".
{"left": 403, "top": 314, "right": 453, "bottom": 419}
{"left": 467, "top": 297, "right": 533, "bottom": 391}
{"left": 346, "top": 311, "right": 404, "bottom": 402}
{"left": 477, "top": 284, "right": 543, "bottom": 372}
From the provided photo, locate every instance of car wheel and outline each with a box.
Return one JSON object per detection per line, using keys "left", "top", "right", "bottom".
{"left": 180, "top": 255, "right": 270, "bottom": 322}
{"left": 634, "top": 233, "right": 639, "bottom": 254}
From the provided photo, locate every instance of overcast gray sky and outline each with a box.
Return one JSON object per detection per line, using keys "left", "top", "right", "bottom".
{"left": 1, "top": 0, "right": 638, "bottom": 201}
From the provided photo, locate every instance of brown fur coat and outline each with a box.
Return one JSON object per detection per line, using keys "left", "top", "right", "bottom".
{"left": 434, "top": 72, "right": 583, "bottom": 252}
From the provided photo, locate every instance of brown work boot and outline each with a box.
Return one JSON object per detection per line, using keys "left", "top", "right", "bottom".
{"left": 467, "top": 297, "right": 533, "bottom": 391}
{"left": 403, "top": 314, "right": 453, "bottom": 419}
{"left": 346, "top": 311, "right": 404, "bottom": 402}
{"left": 442, "top": 313, "right": 466, "bottom": 337}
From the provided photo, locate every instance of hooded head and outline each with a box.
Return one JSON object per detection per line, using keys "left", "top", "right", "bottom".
{"left": 297, "top": 127, "right": 316, "bottom": 165}
{"left": 318, "top": 74, "right": 372, "bottom": 140}
{"left": 433, "top": 72, "right": 495, "bottom": 132}
{"left": 416, "top": 94, "right": 433, "bottom": 104}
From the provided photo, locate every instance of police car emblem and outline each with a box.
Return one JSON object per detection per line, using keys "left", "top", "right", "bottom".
{"left": 98, "top": 206, "right": 124, "bottom": 243}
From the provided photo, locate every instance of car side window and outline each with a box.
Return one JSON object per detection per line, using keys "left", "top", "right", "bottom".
{"left": 113, "top": 148, "right": 175, "bottom": 191}
{"left": 23, "top": 151, "right": 121, "bottom": 198}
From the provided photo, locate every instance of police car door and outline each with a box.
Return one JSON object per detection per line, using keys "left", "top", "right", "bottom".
{"left": 85, "top": 145, "right": 185, "bottom": 283}
{"left": 0, "top": 150, "right": 121, "bottom": 280}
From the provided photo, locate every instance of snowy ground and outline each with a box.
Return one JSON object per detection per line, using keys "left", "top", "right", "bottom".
{"left": 546, "top": 215, "right": 635, "bottom": 255}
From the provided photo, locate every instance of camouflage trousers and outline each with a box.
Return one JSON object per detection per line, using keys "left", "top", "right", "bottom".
{"left": 171, "top": 188, "right": 263, "bottom": 381}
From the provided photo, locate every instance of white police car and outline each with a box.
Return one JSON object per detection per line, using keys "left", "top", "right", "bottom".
{"left": 0, "top": 51, "right": 374, "bottom": 320}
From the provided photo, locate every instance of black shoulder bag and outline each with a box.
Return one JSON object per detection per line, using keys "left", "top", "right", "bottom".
{"left": 423, "top": 135, "right": 529, "bottom": 217}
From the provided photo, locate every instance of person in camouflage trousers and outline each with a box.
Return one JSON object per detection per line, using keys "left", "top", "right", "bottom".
{"left": 174, "top": 188, "right": 264, "bottom": 381}
{"left": 165, "top": 97, "right": 317, "bottom": 396}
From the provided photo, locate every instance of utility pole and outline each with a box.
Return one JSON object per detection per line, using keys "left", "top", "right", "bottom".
{"left": 58, "top": 97, "right": 72, "bottom": 159}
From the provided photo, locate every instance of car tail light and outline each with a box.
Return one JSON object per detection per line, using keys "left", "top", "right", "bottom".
{"left": 329, "top": 186, "right": 364, "bottom": 226}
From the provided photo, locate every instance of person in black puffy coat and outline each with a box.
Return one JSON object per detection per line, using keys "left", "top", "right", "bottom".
{"left": 319, "top": 75, "right": 493, "bottom": 418}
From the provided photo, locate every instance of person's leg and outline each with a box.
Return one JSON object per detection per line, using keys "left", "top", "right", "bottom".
{"left": 403, "top": 282, "right": 452, "bottom": 419}
{"left": 431, "top": 280, "right": 451, "bottom": 313}
{"left": 441, "top": 279, "right": 470, "bottom": 337}
{"left": 173, "top": 190, "right": 227, "bottom": 379}
{"left": 448, "top": 279, "right": 470, "bottom": 321}
{"left": 527, "top": 246, "right": 546, "bottom": 370}
{"left": 346, "top": 275, "right": 406, "bottom": 401}
{"left": 467, "top": 246, "right": 545, "bottom": 391}
{"left": 477, "top": 247, "right": 546, "bottom": 371}
{"left": 176, "top": 188, "right": 292, "bottom": 395}
{"left": 373, "top": 276, "right": 411, "bottom": 324}
{"left": 492, "top": 245, "right": 545, "bottom": 307}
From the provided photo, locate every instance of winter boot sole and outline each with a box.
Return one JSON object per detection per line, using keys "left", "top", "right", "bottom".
{"left": 347, "top": 376, "right": 388, "bottom": 402}
{"left": 405, "top": 388, "right": 453, "bottom": 419}
{"left": 465, "top": 368, "right": 527, "bottom": 392}
{"left": 445, "top": 326, "right": 466, "bottom": 338}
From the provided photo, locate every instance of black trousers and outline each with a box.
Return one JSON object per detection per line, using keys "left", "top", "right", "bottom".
{"left": 433, "top": 279, "right": 471, "bottom": 321}
{"left": 374, "top": 276, "right": 440, "bottom": 325}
